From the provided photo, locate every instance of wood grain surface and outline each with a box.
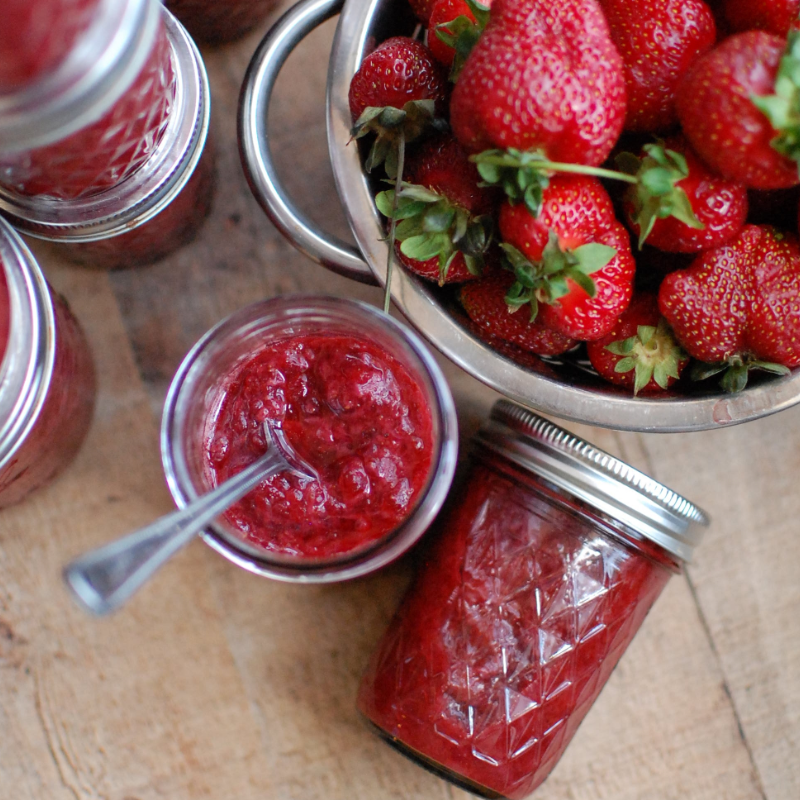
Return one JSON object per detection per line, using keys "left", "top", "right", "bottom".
{"left": 1, "top": 4, "right": 798, "bottom": 799}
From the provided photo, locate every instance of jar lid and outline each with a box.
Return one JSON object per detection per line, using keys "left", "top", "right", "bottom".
{"left": 0, "top": 0, "right": 160, "bottom": 153}
{"left": 475, "top": 400, "right": 710, "bottom": 562}
{"left": 0, "top": 10, "right": 209, "bottom": 242}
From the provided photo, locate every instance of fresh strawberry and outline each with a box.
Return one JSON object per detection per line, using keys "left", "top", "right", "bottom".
{"left": 460, "top": 270, "right": 578, "bottom": 355}
{"left": 676, "top": 31, "right": 800, "bottom": 189}
{"left": 428, "top": 0, "right": 490, "bottom": 77}
{"left": 600, "top": 0, "right": 716, "bottom": 132}
{"left": 720, "top": 0, "right": 799, "bottom": 37}
{"left": 375, "top": 134, "right": 498, "bottom": 283}
{"left": 449, "top": 0, "right": 626, "bottom": 166}
{"left": 587, "top": 293, "right": 689, "bottom": 394}
{"left": 658, "top": 224, "right": 799, "bottom": 391}
{"left": 498, "top": 175, "right": 636, "bottom": 341}
{"left": 620, "top": 137, "right": 748, "bottom": 252}
{"left": 409, "top": 0, "right": 438, "bottom": 23}
{"left": 349, "top": 37, "right": 448, "bottom": 175}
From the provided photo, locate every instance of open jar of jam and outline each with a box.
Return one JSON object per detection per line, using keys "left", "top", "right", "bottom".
{"left": 165, "top": 0, "right": 281, "bottom": 45}
{"left": 0, "top": 216, "right": 95, "bottom": 508}
{"left": 161, "top": 295, "right": 459, "bottom": 582}
{"left": 358, "top": 401, "right": 709, "bottom": 799}
{"left": 0, "top": 6, "right": 214, "bottom": 269}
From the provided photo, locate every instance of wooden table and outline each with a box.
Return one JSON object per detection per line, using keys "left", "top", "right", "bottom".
{"left": 1, "top": 5, "right": 798, "bottom": 798}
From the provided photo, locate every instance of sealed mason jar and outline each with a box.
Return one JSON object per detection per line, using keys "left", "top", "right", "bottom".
{"left": 0, "top": 0, "right": 173, "bottom": 200}
{"left": 161, "top": 295, "right": 459, "bottom": 582}
{"left": 0, "top": 8, "right": 214, "bottom": 270}
{"left": 358, "top": 401, "right": 710, "bottom": 799}
{"left": 0, "top": 216, "right": 96, "bottom": 508}
{"left": 165, "top": 0, "right": 281, "bottom": 45}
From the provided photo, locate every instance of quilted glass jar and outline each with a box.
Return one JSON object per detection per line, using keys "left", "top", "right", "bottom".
{"left": 358, "top": 401, "right": 709, "bottom": 799}
{"left": 0, "top": 8, "right": 213, "bottom": 269}
{"left": 0, "top": 0, "right": 172, "bottom": 200}
{"left": 0, "top": 217, "right": 95, "bottom": 508}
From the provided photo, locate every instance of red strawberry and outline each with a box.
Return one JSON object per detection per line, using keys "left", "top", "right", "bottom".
{"left": 428, "top": 0, "right": 490, "bottom": 76}
{"left": 460, "top": 270, "right": 578, "bottom": 355}
{"left": 409, "top": 0, "right": 438, "bottom": 23}
{"left": 658, "top": 224, "right": 799, "bottom": 390}
{"left": 375, "top": 134, "right": 498, "bottom": 283}
{"left": 498, "top": 175, "right": 636, "bottom": 341}
{"left": 587, "top": 293, "right": 689, "bottom": 394}
{"left": 600, "top": 0, "right": 716, "bottom": 132}
{"left": 676, "top": 31, "right": 800, "bottom": 189}
{"left": 449, "top": 0, "right": 626, "bottom": 166}
{"left": 349, "top": 37, "right": 448, "bottom": 174}
{"left": 721, "top": 0, "right": 799, "bottom": 37}
{"left": 621, "top": 137, "right": 748, "bottom": 252}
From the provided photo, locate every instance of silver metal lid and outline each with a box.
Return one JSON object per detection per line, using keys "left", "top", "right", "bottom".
{"left": 475, "top": 400, "right": 710, "bottom": 562}
{"left": 0, "top": 0, "right": 160, "bottom": 153}
{"left": 0, "top": 10, "right": 209, "bottom": 243}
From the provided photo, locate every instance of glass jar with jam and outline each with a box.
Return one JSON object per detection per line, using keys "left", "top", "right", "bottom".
{"left": 0, "top": 216, "right": 96, "bottom": 508}
{"left": 0, "top": 5, "right": 214, "bottom": 269}
{"left": 161, "top": 295, "right": 459, "bottom": 582}
{"left": 358, "top": 401, "right": 710, "bottom": 799}
{"left": 164, "top": 0, "right": 281, "bottom": 45}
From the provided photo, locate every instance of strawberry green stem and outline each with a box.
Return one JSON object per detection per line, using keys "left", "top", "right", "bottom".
{"left": 472, "top": 154, "right": 638, "bottom": 184}
{"left": 384, "top": 131, "right": 405, "bottom": 314}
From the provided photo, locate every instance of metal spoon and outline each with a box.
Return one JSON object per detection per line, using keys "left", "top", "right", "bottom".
{"left": 64, "top": 423, "right": 314, "bottom": 616}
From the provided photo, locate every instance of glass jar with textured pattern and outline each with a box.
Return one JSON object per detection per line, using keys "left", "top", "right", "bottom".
{"left": 0, "top": 8, "right": 214, "bottom": 269}
{"left": 0, "top": 0, "right": 172, "bottom": 200}
{"left": 358, "top": 401, "right": 709, "bottom": 799}
{"left": 0, "top": 216, "right": 95, "bottom": 508}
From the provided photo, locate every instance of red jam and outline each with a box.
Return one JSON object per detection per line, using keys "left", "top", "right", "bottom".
{"left": 165, "top": 0, "right": 280, "bottom": 44}
{"left": 0, "top": 269, "right": 8, "bottom": 362}
{"left": 205, "top": 333, "right": 435, "bottom": 560}
{"left": 358, "top": 453, "right": 673, "bottom": 799}
{"left": 0, "top": 287, "right": 96, "bottom": 508}
{"left": 0, "top": 0, "right": 100, "bottom": 92}
{"left": 0, "top": 23, "right": 175, "bottom": 200}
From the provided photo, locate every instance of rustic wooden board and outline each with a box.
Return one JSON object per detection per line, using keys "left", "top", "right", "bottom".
{"left": 1, "top": 4, "right": 798, "bottom": 800}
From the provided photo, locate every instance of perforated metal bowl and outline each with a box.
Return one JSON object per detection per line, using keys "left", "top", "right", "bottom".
{"left": 239, "top": 0, "right": 800, "bottom": 432}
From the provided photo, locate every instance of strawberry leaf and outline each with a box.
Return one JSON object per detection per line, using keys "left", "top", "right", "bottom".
{"left": 472, "top": 148, "right": 551, "bottom": 215}
{"left": 618, "top": 142, "right": 704, "bottom": 249}
{"left": 752, "top": 30, "right": 800, "bottom": 167}
{"left": 571, "top": 243, "right": 616, "bottom": 275}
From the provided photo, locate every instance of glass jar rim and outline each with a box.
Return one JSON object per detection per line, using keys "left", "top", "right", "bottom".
{"left": 0, "top": 0, "right": 159, "bottom": 153}
{"left": 474, "top": 401, "right": 710, "bottom": 562}
{"left": 0, "top": 9, "right": 209, "bottom": 243}
{"left": 0, "top": 217, "right": 56, "bottom": 470}
{"left": 160, "top": 294, "right": 459, "bottom": 582}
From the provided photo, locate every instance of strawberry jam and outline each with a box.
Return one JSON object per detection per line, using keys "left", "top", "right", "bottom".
{"left": 0, "top": 270, "right": 8, "bottom": 363}
{"left": 358, "top": 402, "right": 708, "bottom": 799}
{"left": 1, "top": 0, "right": 100, "bottom": 92}
{"left": 206, "top": 332, "right": 436, "bottom": 560}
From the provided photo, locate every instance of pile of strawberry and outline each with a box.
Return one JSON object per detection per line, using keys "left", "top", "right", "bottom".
{"left": 348, "top": 0, "right": 800, "bottom": 395}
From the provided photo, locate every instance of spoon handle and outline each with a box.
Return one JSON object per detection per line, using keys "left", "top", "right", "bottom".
{"left": 63, "top": 448, "right": 286, "bottom": 616}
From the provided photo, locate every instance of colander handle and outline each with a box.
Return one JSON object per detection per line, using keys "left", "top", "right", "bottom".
{"left": 238, "top": 0, "right": 377, "bottom": 285}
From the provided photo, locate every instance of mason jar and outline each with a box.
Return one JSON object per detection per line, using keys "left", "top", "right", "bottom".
{"left": 0, "top": 7, "right": 214, "bottom": 269}
{"left": 358, "top": 400, "right": 710, "bottom": 799}
{"left": 161, "top": 295, "right": 459, "bottom": 582}
{"left": 0, "top": 216, "right": 96, "bottom": 508}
